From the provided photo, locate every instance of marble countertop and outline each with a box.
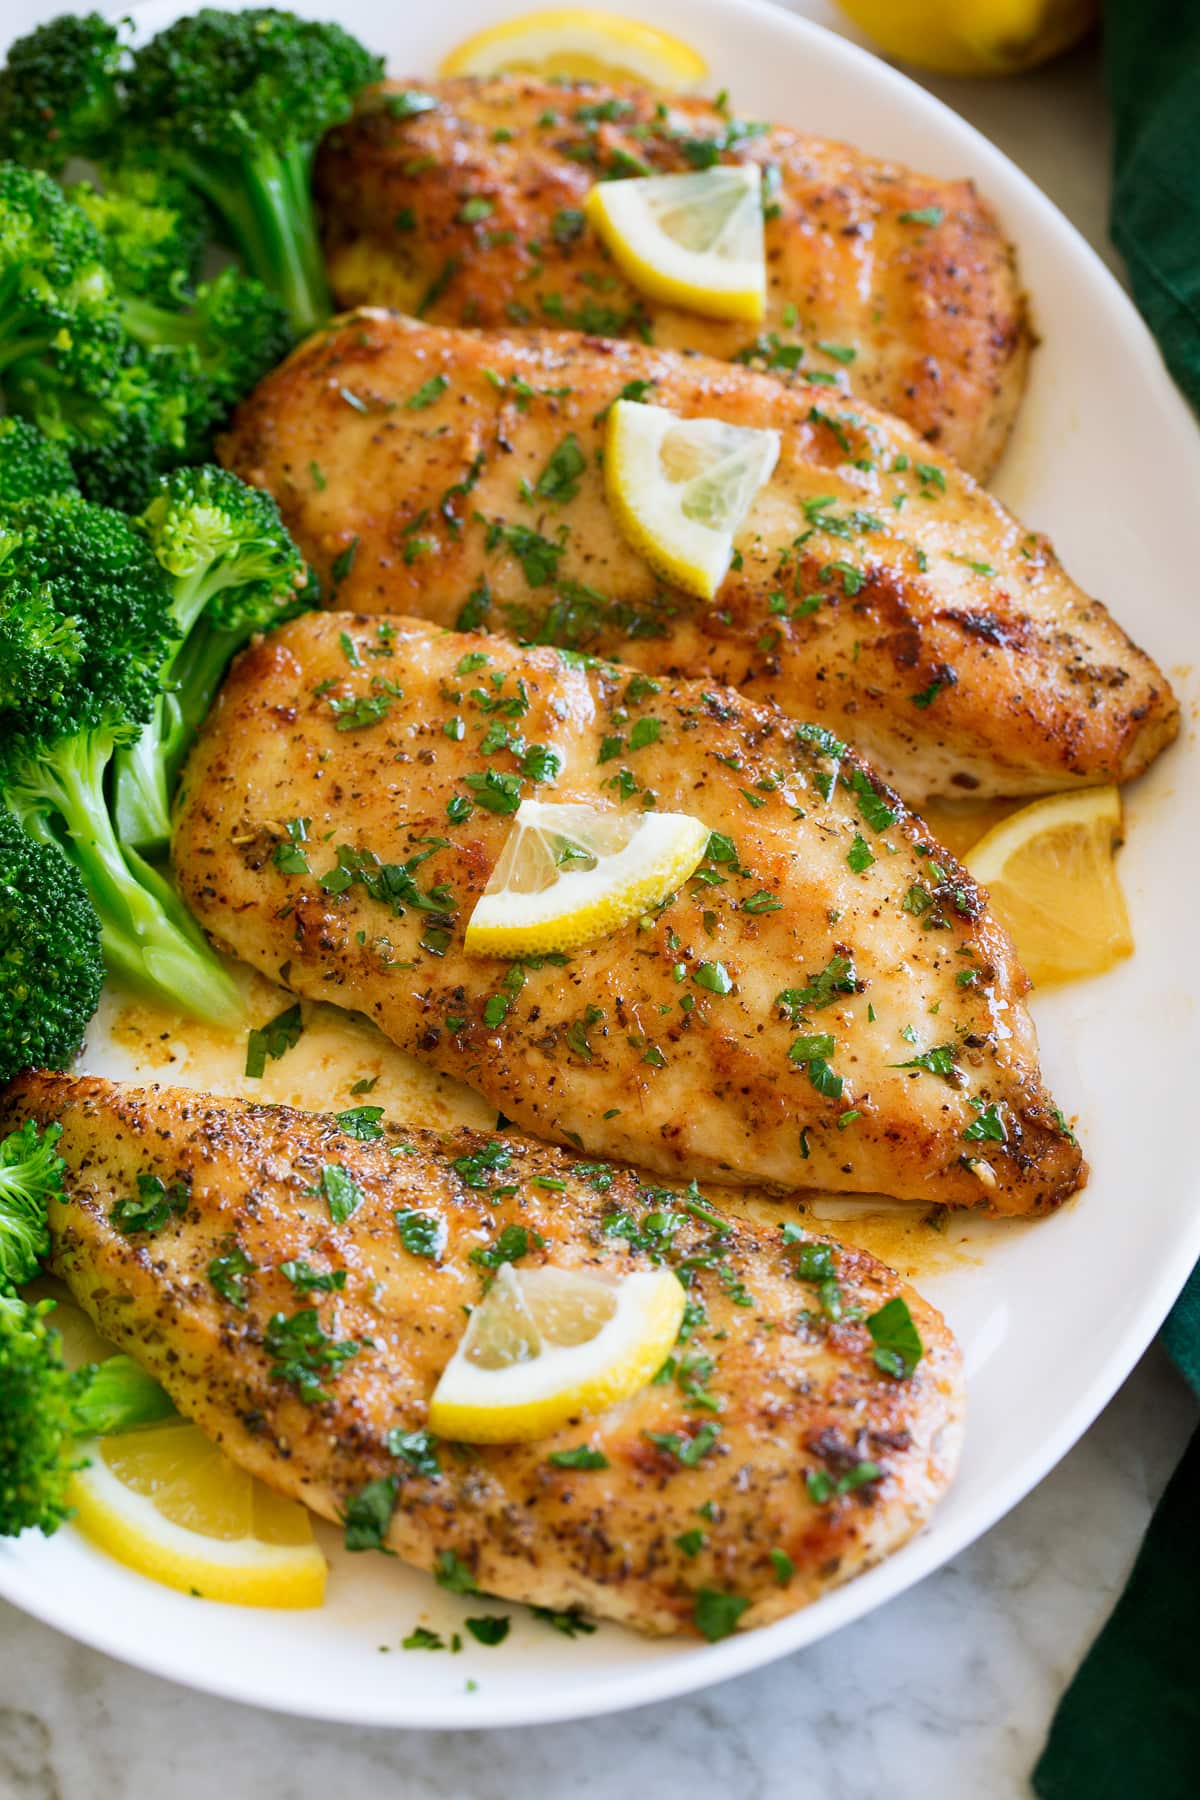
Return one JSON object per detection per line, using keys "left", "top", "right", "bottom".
{"left": 2, "top": 4, "right": 1197, "bottom": 1795}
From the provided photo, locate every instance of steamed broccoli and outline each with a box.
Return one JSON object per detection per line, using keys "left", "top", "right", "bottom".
{"left": 0, "top": 12, "right": 127, "bottom": 172}
{"left": 0, "top": 162, "right": 192, "bottom": 508}
{"left": 113, "top": 465, "right": 309, "bottom": 851}
{"left": 125, "top": 8, "right": 382, "bottom": 335}
{"left": 0, "top": 813, "right": 103, "bottom": 1082}
{"left": 0, "top": 491, "right": 242, "bottom": 1021}
{"left": 0, "top": 1115, "right": 175, "bottom": 1538}
{"left": 0, "top": 1290, "right": 174, "bottom": 1537}
{"left": 69, "top": 158, "right": 211, "bottom": 303}
{"left": 0, "top": 416, "right": 79, "bottom": 505}
{"left": 119, "top": 265, "right": 293, "bottom": 432}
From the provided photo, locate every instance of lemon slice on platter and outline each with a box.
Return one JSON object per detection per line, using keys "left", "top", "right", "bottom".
{"left": 429, "top": 1263, "right": 685, "bottom": 1443}
{"left": 605, "top": 397, "right": 779, "bottom": 599}
{"left": 966, "top": 785, "right": 1133, "bottom": 986}
{"left": 585, "top": 164, "right": 767, "bottom": 321}
{"left": 439, "top": 9, "right": 708, "bottom": 89}
{"left": 464, "top": 798, "right": 710, "bottom": 956}
{"left": 70, "top": 1419, "right": 327, "bottom": 1608}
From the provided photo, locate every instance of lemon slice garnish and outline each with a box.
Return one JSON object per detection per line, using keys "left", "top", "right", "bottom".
{"left": 464, "top": 798, "right": 710, "bottom": 956}
{"left": 429, "top": 1263, "right": 686, "bottom": 1443}
{"left": 966, "top": 785, "right": 1133, "bottom": 986}
{"left": 604, "top": 397, "right": 779, "bottom": 599}
{"left": 585, "top": 164, "right": 767, "bottom": 322}
{"left": 438, "top": 8, "right": 708, "bottom": 89}
{"left": 69, "top": 1420, "right": 327, "bottom": 1608}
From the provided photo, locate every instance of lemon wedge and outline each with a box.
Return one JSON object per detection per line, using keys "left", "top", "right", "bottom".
{"left": 439, "top": 8, "right": 708, "bottom": 88}
{"left": 584, "top": 164, "right": 767, "bottom": 322}
{"left": 464, "top": 798, "right": 710, "bottom": 956}
{"left": 70, "top": 1419, "right": 327, "bottom": 1608}
{"left": 966, "top": 785, "right": 1133, "bottom": 986}
{"left": 605, "top": 397, "right": 779, "bottom": 599}
{"left": 429, "top": 1263, "right": 685, "bottom": 1443}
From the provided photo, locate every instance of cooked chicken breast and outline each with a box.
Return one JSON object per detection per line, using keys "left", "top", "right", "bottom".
{"left": 316, "top": 74, "right": 1029, "bottom": 480}
{"left": 219, "top": 313, "right": 1177, "bottom": 801}
{"left": 173, "top": 612, "right": 1084, "bottom": 1214}
{"left": 3, "top": 1072, "right": 965, "bottom": 1637}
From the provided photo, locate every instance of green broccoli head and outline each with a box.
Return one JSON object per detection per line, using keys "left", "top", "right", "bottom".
{"left": 0, "top": 491, "right": 174, "bottom": 756}
{"left": 0, "top": 815, "right": 103, "bottom": 1085}
{"left": 0, "top": 1288, "right": 174, "bottom": 1538}
{"left": 0, "top": 161, "right": 119, "bottom": 377}
{"left": 0, "top": 13, "right": 128, "bottom": 173}
{"left": 139, "top": 462, "right": 306, "bottom": 634}
{"left": 0, "top": 490, "right": 242, "bottom": 1024}
{"left": 0, "top": 1116, "right": 64, "bottom": 1285}
{"left": 125, "top": 9, "right": 383, "bottom": 335}
{"left": 69, "top": 158, "right": 212, "bottom": 304}
{"left": 119, "top": 264, "right": 294, "bottom": 433}
{"left": 111, "top": 464, "right": 309, "bottom": 853}
{"left": 0, "top": 416, "right": 79, "bottom": 505}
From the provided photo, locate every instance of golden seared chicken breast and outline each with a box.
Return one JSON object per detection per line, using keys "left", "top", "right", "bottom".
{"left": 219, "top": 314, "right": 1177, "bottom": 802}
{"left": 173, "top": 612, "right": 1084, "bottom": 1214}
{"left": 316, "top": 74, "right": 1029, "bottom": 480}
{"left": 3, "top": 1073, "right": 965, "bottom": 1637}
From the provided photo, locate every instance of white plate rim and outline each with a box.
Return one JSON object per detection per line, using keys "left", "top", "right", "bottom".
{"left": 1, "top": 0, "right": 1198, "bottom": 1730}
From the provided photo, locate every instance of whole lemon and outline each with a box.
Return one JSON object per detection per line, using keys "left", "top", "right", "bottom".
{"left": 835, "top": 0, "right": 1098, "bottom": 76}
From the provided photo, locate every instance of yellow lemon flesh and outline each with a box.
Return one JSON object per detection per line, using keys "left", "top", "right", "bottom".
{"left": 429, "top": 1263, "right": 686, "bottom": 1444}
{"left": 605, "top": 397, "right": 779, "bottom": 599}
{"left": 585, "top": 164, "right": 767, "bottom": 322}
{"left": 464, "top": 798, "right": 710, "bottom": 957}
{"left": 70, "top": 1419, "right": 327, "bottom": 1608}
{"left": 966, "top": 785, "right": 1133, "bottom": 986}
{"left": 835, "top": 0, "right": 1097, "bottom": 77}
{"left": 439, "top": 8, "right": 708, "bottom": 88}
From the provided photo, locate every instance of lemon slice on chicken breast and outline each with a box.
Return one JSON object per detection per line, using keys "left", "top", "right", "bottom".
{"left": 439, "top": 8, "right": 708, "bottom": 88}
{"left": 464, "top": 798, "right": 710, "bottom": 956}
{"left": 429, "top": 1263, "right": 686, "bottom": 1443}
{"left": 584, "top": 164, "right": 767, "bottom": 321}
{"left": 604, "top": 398, "right": 779, "bottom": 599}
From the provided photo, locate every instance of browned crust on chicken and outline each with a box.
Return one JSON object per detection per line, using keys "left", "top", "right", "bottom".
{"left": 3, "top": 1072, "right": 965, "bottom": 1637}
{"left": 173, "top": 611, "right": 1084, "bottom": 1213}
{"left": 218, "top": 312, "right": 1177, "bottom": 802}
{"left": 316, "top": 74, "right": 1030, "bottom": 480}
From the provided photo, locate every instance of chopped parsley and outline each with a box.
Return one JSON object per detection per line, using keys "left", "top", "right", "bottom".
{"left": 266, "top": 1309, "right": 366, "bottom": 1405}
{"left": 111, "top": 1172, "right": 189, "bottom": 1235}
{"left": 866, "top": 1296, "right": 924, "bottom": 1378}
{"left": 208, "top": 1246, "right": 256, "bottom": 1309}
{"left": 244, "top": 1001, "right": 303, "bottom": 1078}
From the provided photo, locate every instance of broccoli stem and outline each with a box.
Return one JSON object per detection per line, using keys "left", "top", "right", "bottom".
{"left": 8, "top": 734, "right": 242, "bottom": 1024}
{"left": 169, "top": 144, "right": 330, "bottom": 338}
{"left": 112, "top": 560, "right": 257, "bottom": 853}
{"left": 74, "top": 1353, "right": 176, "bottom": 1436}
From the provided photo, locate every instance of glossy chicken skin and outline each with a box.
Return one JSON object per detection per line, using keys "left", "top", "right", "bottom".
{"left": 316, "top": 74, "right": 1029, "bottom": 479}
{"left": 173, "top": 612, "right": 1084, "bottom": 1214}
{"left": 219, "top": 313, "right": 1177, "bottom": 801}
{"left": 4, "top": 1073, "right": 965, "bottom": 1636}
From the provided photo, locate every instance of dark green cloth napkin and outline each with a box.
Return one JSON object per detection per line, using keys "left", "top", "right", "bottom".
{"left": 1032, "top": 8, "right": 1200, "bottom": 1792}
{"left": 1101, "top": 0, "right": 1200, "bottom": 412}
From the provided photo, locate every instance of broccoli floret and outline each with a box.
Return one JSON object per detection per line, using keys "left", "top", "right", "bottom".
{"left": 0, "top": 814, "right": 103, "bottom": 1081}
{"left": 0, "top": 492, "right": 243, "bottom": 1021}
{"left": 0, "top": 13, "right": 128, "bottom": 172}
{"left": 125, "top": 8, "right": 382, "bottom": 335}
{"left": 0, "top": 416, "right": 79, "bottom": 505}
{"left": 0, "top": 162, "right": 194, "bottom": 509}
{"left": 119, "top": 264, "right": 293, "bottom": 432}
{"left": 0, "top": 1289, "right": 174, "bottom": 1538}
{"left": 0, "top": 1113, "right": 175, "bottom": 1537}
{"left": 69, "top": 158, "right": 211, "bottom": 304}
{"left": 112, "top": 465, "right": 309, "bottom": 851}
{"left": 0, "top": 1117, "right": 64, "bottom": 1285}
